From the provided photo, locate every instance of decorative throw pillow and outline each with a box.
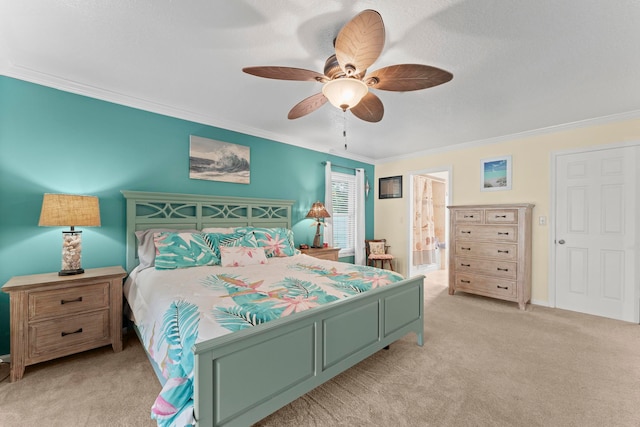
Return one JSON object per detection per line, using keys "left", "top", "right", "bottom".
{"left": 369, "top": 241, "right": 386, "bottom": 256}
{"left": 205, "top": 231, "right": 258, "bottom": 262}
{"left": 220, "top": 246, "right": 268, "bottom": 267}
{"left": 153, "top": 232, "right": 218, "bottom": 269}
{"left": 235, "top": 227, "right": 296, "bottom": 257}
{"left": 135, "top": 228, "right": 199, "bottom": 269}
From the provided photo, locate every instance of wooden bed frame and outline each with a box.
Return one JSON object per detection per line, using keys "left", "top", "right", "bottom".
{"left": 122, "top": 190, "right": 425, "bottom": 427}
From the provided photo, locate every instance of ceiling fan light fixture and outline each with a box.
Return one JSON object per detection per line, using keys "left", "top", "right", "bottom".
{"left": 322, "top": 78, "right": 368, "bottom": 111}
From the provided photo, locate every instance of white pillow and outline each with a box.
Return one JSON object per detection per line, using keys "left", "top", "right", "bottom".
{"left": 220, "top": 246, "right": 268, "bottom": 267}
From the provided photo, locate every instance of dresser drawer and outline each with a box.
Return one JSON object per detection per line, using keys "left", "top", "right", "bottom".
{"left": 454, "top": 273, "right": 517, "bottom": 299}
{"left": 485, "top": 209, "right": 518, "bottom": 224}
{"left": 455, "top": 225, "right": 518, "bottom": 242}
{"left": 455, "top": 241, "right": 517, "bottom": 261}
{"left": 29, "top": 282, "right": 110, "bottom": 321}
{"left": 28, "top": 310, "right": 110, "bottom": 360}
{"left": 453, "top": 209, "right": 483, "bottom": 223}
{"left": 454, "top": 257, "right": 517, "bottom": 279}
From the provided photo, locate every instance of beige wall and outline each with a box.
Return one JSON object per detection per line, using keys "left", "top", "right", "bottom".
{"left": 375, "top": 117, "right": 640, "bottom": 304}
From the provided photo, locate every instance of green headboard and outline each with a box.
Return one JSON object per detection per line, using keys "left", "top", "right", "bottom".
{"left": 121, "top": 190, "right": 295, "bottom": 272}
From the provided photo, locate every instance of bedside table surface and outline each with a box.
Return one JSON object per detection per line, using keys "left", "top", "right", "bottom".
{"left": 3, "top": 266, "right": 127, "bottom": 291}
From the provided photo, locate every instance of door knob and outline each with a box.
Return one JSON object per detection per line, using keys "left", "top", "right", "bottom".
{"left": 558, "top": 239, "right": 565, "bottom": 244}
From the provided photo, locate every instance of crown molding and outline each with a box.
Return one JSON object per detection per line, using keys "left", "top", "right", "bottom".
{"left": 377, "top": 109, "right": 640, "bottom": 165}
{"left": 2, "top": 63, "right": 376, "bottom": 165}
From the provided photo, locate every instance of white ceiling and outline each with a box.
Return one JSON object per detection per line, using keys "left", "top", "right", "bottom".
{"left": 2, "top": 1, "right": 639, "bottom": 163}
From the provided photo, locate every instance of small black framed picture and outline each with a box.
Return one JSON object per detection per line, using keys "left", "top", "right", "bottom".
{"left": 379, "top": 175, "right": 403, "bottom": 199}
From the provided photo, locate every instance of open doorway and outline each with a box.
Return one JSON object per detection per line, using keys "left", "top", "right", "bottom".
{"left": 407, "top": 167, "right": 451, "bottom": 278}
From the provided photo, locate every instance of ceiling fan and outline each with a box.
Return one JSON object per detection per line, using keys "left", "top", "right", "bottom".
{"left": 243, "top": 9, "right": 453, "bottom": 123}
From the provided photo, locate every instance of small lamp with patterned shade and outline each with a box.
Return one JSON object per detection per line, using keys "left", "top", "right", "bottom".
{"left": 306, "top": 201, "right": 331, "bottom": 248}
{"left": 38, "top": 194, "right": 101, "bottom": 276}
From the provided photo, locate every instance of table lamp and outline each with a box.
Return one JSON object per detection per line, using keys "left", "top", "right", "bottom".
{"left": 306, "top": 201, "right": 330, "bottom": 248}
{"left": 38, "top": 194, "right": 101, "bottom": 275}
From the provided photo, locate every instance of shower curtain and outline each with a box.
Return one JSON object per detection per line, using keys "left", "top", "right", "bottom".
{"left": 413, "top": 175, "right": 438, "bottom": 266}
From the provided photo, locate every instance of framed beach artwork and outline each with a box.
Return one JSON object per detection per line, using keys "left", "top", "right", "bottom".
{"left": 480, "top": 155, "right": 512, "bottom": 191}
{"left": 189, "top": 135, "right": 250, "bottom": 184}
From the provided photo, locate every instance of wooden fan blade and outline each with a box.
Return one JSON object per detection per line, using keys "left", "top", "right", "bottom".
{"left": 243, "top": 66, "right": 327, "bottom": 82}
{"left": 288, "top": 93, "right": 328, "bottom": 119}
{"left": 365, "top": 64, "right": 453, "bottom": 91}
{"left": 350, "top": 92, "right": 384, "bottom": 122}
{"left": 335, "top": 10, "right": 385, "bottom": 77}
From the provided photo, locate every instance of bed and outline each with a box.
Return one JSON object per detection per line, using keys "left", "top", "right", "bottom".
{"left": 121, "top": 190, "right": 425, "bottom": 427}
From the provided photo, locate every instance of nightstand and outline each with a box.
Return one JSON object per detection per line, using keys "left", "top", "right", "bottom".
{"left": 2, "top": 266, "right": 127, "bottom": 382}
{"left": 300, "top": 246, "right": 341, "bottom": 261}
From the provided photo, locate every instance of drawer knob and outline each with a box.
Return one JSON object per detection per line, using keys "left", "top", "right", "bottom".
{"left": 61, "top": 328, "right": 83, "bottom": 337}
{"left": 461, "top": 231, "right": 471, "bottom": 234}
{"left": 495, "top": 215, "right": 507, "bottom": 218}
{"left": 461, "top": 247, "right": 471, "bottom": 251}
{"left": 461, "top": 263, "right": 471, "bottom": 267}
{"left": 463, "top": 215, "right": 474, "bottom": 218}
{"left": 497, "top": 285, "right": 509, "bottom": 290}
{"left": 61, "top": 297, "right": 83, "bottom": 305}
{"left": 497, "top": 250, "right": 509, "bottom": 253}
{"left": 497, "top": 268, "right": 509, "bottom": 272}
{"left": 497, "top": 232, "right": 509, "bottom": 235}
{"left": 461, "top": 280, "right": 471, "bottom": 284}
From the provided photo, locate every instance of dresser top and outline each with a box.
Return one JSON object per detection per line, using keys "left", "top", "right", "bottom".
{"left": 447, "top": 203, "right": 535, "bottom": 209}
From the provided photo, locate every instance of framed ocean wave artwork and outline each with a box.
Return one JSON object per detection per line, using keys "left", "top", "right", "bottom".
{"left": 189, "top": 135, "right": 250, "bottom": 184}
{"left": 480, "top": 155, "right": 511, "bottom": 191}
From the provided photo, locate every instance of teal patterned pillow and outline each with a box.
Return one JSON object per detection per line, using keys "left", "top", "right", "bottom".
{"left": 235, "top": 227, "right": 296, "bottom": 257}
{"left": 204, "top": 231, "right": 258, "bottom": 262}
{"left": 153, "top": 232, "right": 218, "bottom": 269}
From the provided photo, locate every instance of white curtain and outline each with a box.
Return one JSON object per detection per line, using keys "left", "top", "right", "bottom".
{"left": 412, "top": 175, "right": 438, "bottom": 266}
{"left": 354, "top": 168, "right": 366, "bottom": 265}
{"left": 323, "top": 161, "right": 334, "bottom": 248}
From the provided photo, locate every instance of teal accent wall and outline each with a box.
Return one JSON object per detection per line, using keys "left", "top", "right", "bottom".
{"left": 0, "top": 76, "right": 375, "bottom": 355}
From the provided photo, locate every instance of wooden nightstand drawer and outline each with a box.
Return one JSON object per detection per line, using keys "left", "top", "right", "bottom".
{"left": 29, "top": 282, "right": 109, "bottom": 321}
{"left": 300, "top": 247, "right": 340, "bottom": 261}
{"left": 28, "top": 310, "right": 110, "bottom": 360}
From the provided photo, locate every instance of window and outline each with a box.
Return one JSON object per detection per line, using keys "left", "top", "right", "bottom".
{"left": 331, "top": 172, "right": 357, "bottom": 256}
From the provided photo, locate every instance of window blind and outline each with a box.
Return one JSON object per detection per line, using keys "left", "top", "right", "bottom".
{"left": 331, "top": 172, "right": 356, "bottom": 256}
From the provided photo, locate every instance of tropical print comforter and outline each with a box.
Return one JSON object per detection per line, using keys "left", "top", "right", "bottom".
{"left": 124, "top": 254, "right": 404, "bottom": 426}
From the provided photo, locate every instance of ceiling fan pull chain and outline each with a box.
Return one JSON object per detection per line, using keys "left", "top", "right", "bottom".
{"left": 343, "top": 111, "right": 348, "bottom": 150}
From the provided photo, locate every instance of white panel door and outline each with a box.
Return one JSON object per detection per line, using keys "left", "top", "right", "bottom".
{"left": 555, "top": 146, "right": 638, "bottom": 322}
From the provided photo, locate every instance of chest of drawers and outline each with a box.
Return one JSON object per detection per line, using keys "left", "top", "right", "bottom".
{"left": 448, "top": 204, "right": 534, "bottom": 310}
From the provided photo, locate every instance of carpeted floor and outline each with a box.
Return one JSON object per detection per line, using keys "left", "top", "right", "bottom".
{"left": 1, "top": 270, "right": 639, "bottom": 426}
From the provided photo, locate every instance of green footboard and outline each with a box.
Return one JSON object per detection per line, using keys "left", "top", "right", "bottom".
{"left": 193, "top": 274, "right": 424, "bottom": 427}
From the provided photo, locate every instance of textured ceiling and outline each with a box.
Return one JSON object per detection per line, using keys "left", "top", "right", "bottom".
{"left": 1, "top": 1, "right": 639, "bottom": 163}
